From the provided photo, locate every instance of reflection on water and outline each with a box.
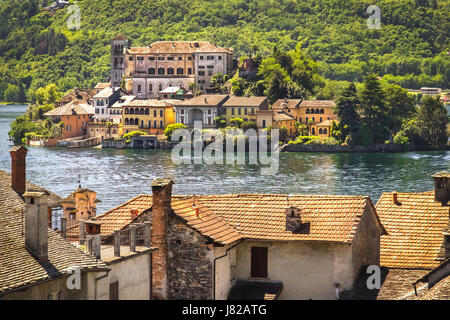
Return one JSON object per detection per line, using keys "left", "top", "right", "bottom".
{"left": 0, "top": 105, "right": 448, "bottom": 214}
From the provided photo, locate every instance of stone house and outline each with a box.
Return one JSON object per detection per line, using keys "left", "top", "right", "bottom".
{"left": 221, "top": 96, "right": 269, "bottom": 125}
{"left": 341, "top": 172, "right": 450, "bottom": 300}
{"left": 85, "top": 178, "right": 386, "bottom": 300}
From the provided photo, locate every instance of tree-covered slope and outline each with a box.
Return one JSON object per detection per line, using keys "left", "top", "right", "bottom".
{"left": 0, "top": 0, "right": 449, "bottom": 102}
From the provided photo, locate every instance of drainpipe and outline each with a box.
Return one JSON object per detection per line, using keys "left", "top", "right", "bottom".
{"left": 94, "top": 270, "right": 110, "bottom": 300}
{"left": 212, "top": 239, "right": 245, "bottom": 300}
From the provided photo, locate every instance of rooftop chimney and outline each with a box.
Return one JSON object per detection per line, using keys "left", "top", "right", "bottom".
{"left": 23, "top": 189, "right": 49, "bottom": 263}
{"left": 151, "top": 177, "right": 174, "bottom": 300}
{"left": 392, "top": 191, "right": 399, "bottom": 205}
{"left": 431, "top": 172, "right": 450, "bottom": 206}
{"left": 286, "top": 206, "right": 302, "bottom": 232}
{"left": 9, "top": 146, "right": 28, "bottom": 197}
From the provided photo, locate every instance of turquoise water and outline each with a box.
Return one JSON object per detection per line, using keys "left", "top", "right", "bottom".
{"left": 1, "top": 105, "right": 448, "bottom": 214}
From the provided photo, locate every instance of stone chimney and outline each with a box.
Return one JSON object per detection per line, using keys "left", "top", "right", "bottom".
{"left": 392, "top": 191, "right": 399, "bottom": 205}
{"left": 9, "top": 146, "right": 28, "bottom": 197}
{"left": 286, "top": 206, "right": 302, "bottom": 232}
{"left": 23, "top": 189, "right": 50, "bottom": 263}
{"left": 151, "top": 177, "right": 174, "bottom": 300}
{"left": 431, "top": 172, "right": 450, "bottom": 206}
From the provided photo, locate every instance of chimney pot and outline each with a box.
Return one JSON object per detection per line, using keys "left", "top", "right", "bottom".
{"left": 431, "top": 172, "right": 450, "bottom": 206}
{"left": 23, "top": 189, "right": 49, "bottom": 263}
{"left": 392, "top": 191, "right": 399, "bottom": 205}
{"left": 9, "top": 146, "right": 28, "bottom": 197}
{"left": 285, "top": 206, "right": 302, "bottom": 232}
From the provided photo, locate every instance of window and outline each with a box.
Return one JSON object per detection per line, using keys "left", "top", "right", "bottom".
{"left": 178, "top": 56, "right": 182, "bottom": 61}
{"left": 158, "top": 68, "right": 165, "bottom": 75}
{"left": 323, "top": 128, "right": 327, "bottom": 134}
{"left": 262, "top": 120, "right": 266, "bottom": 128}
{"left": 320, "top": 109, "right": 324, "bottom": 114}
{"left": 251, "top": 247, "right": 268, "bottom": 278}
{"left": 110, "top": 282, "right": 119, "bottom": 300}
{"left": 149, "top": 84, "right": 153, "bottom": 92}
{"left": 167, "top": 68, "right": 174, "bottom": 75}
{"left": 158, "top": 57, "right": 165, "bottom": 61}
{"left": 208, "top": 71, "right": 213, "bottom": 76}
{"left": 154, "top": 110, "right": 157, "bottom": 117}
{"left": 159, "top": 84, "right": 163, "bottom": 91}
{"left": 148, "top": 68, "right": 155, "bottom": 74}
{"left": 154, "top": 120, "right": 157, "bottom": 128}
{"left": 95, "top": 109, "right": 99, "bottom": 114}
{"left": 306, "top": 109, "right": 310, "bottom": 114}
{"left": 181, "top": 109, "right": 184, "bottom": 114}
{"left": 200, "top": 56, "right": 204, "bottom": 60}
{"left": 207, "top": 55, "right": 214, "bottom": 60}
{"left": 188, "top": 68, "right": 192, "bottom": 75}
{"left": 319, "top": 128, "right": 323, "bottom": 134}
{"left": 160, "top": 110, "right": 163, "bottom": 117}
{"left": 128, "top": 56, "right": 133, "bottom": 61}
{"left": 177, "top": 68, "right": 184, "bottom": 75}
{"left": 188, "top": 56, "right": 192, "bottom": 60}
{"left": 251, "top": 108, "right": 255, "bottom": 115}
{"left": 231, "top": 108, "right": 235, "bottom": 115}
{"left": 137, "top": 85, "right": 142, "bottom": 92}
{"left": 160, "top": 121, "right": 163, "bottom": 128}
{"left": 149, "top": 121, "right": 151, "bottom": 128}
{"left": 218, "top": 56, "right": 222, "bottom": 60}
{"left": 137, "top": 56, "right": 144, "bottom": 61}
{"left": 167, "top": 57, "right": 174, "bottom": 61}
{"left": 198, "top": 71, "right": 205, "bottom": 76}
{"left": 238, "top": 108, "right": 241, "bottom": 115}
{"left": 149, "top": 56, "right": 155, "bottom": 60}
{"left": 244, "top": 108, "right": 247, "bottom": 115}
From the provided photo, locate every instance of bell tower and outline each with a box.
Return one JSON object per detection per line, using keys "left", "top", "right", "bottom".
{"left": 110, "top": 34, "right": 129, "bottom": 88}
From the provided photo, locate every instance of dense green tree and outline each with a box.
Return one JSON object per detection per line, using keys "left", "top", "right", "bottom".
{"left": 335, "top": 83, "right": 361, "bottom": 142}
{"left": 383, "top": 83, "right": 416, "bottom": 138}
{"left": 4, "top": 84, "right": 25, "bottom": 102}
{"left": 360, "top": 74, "right": 389, "bottom": 143}
{"left": 415, "top": 96, "right": 448, "bottom": 148}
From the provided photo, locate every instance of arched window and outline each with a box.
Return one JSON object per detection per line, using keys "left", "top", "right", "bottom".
{"left": 140, "top": 108, "right": 145, "bottom": 115}
{"left": 177, "top": 68, "right": 184, "bottom": 75}
{"left": 316, "top": 109, "right": 320, "bottom": 114}
{"left": 320, "top": 109, "right": 324, "bottom": 114}
{"left": 168, "top": 83, "right": 173, "bottom": 87}
{"left": 310, "top": 109, "right": 315, "bottom": 114}
{"left": 312, "top": 128, "right": 315, "bottom": 135}
{"left": 159, "top": 84, "right": 163, "bottom": 91}
{"left": 306, "top": 109, "right": 310, "bottom": 114}
{"left": 135, "top": 118, "right": 139, "bottom": 125}
{"left": 323, "top": 128, "right": 327, "bottom": 134}
{"left": 134, "top": 108, "right": 139, "bottom": 115}
{"left": 158, "top": 68, "right": 165, "bottom": 75}
{"left": 125, "top": 118, "right": 129, "bottom": 125}
{"left": 319, "top": 128, "right": 323, "bottom": 134}
{"left": 167, "top": 68, "right": 174, "bottom": 75}
{"left": 145, "top": 108, "right": 149, "bottom": 115}
{"left": 129, "top": 108, "right": 134, "bottom": 114}
{"left": 148, "top": 67, "right": 155, "bottom": 75}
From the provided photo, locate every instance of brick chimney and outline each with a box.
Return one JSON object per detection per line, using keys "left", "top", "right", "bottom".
{"left": 151, "top": 177, "right": 174, "bottom": 300}
{"left": 431, "top": 172, "right": 450, "bottom": 206}
{"left": 23, "top": 189, "right": 49, "bottom": 263}
{"left": 9, "top": 146, "right": 28, "bottom": 197}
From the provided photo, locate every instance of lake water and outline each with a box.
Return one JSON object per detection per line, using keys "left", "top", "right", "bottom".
{"left": 1, "top": 104, "right": 449, "bottom": 214}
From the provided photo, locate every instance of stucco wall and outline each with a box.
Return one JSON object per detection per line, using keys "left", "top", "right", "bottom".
{"left": 1, "top": 274, "right": 89, "bottom": 300}
{"left": 94, "top": 252, "right": 151, "bottom": 300}
{"left": 232, "top": 241, "right": 354, "bottom": 300}
{"left": 214, "top": 246, "right": 233, "bottom": 300}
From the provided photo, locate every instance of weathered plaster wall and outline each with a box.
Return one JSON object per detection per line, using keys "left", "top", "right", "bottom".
{"left": 232, "top": 241, "right": 354, "bottom": 300}
{"left": 94, "top": 253, "right": 151, "bottom": 300}
{"left": 1, "top": 274, "right": 89, "bottom": 300}
{"left": 214, "top": 246, "right": 233, "bottom": 300}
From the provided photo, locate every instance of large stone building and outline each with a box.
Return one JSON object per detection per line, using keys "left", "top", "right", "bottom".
{"left": 110, "top": 36, "right": 233, "bottom": 98}
{"left": 175, "top": 94, "right": 229, "bottom": 128}
{"left": 85, "top": 178, "right": 386, "bottom": 300}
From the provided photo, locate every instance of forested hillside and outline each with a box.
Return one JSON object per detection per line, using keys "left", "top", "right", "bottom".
{"left": 0, "top": 0, "right": 449, "bottom": 102}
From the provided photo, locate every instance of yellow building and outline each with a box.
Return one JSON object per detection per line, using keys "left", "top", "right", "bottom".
{"left": 311, "top": 119, "right": 339, "bottom": 138}
{"left": 121, "top": 99, "right": 178, "bottom": 135}
{"left": 271, "top": 98, "right": 302, "bottom": 122}
{"left": 221, "top": 96, "right": 269, "bottom": 124}
{"left": 272, "top": 111, "right": 296, "bottom": 136}
{"left": 61, "top": 187, "right": 100, "bottom": 221}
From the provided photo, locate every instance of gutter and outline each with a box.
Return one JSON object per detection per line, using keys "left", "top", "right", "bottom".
{"left": 94, "top": 270, "right": 110, "bottom": 300}
{"left": 212, "top": 239, "right": 245, "bottom": 300}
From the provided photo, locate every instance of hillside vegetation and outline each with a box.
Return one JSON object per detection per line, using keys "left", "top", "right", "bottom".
{"left": 0, "top": 0, "right": 449, "bottom": 102}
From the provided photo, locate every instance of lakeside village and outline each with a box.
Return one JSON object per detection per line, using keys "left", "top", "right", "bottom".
{"left": 8, "top": 36, "right": 450, "bottom": 153}
{"left": 1, "top": 36, "right": 450, "bottom": 301}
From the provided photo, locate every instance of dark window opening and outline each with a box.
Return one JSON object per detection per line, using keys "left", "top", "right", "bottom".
{"left": 251, "top": 247, "right": 268, "bottom": 278}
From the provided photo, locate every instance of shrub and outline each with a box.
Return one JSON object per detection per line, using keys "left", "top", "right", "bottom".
{"left": 164, "top": 123, "right": 187, "bottom": 140}
{"left": 122, "top": 131, "right": 146, "bottom": 142}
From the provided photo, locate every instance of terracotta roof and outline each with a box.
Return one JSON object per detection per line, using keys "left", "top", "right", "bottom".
{"left": 316, "top": 120, "right": 338, "bottom": 127}
{"left": 176, "top": 94, "right": 229, "bottom": 107}
{"left": 300, "top": 100, "right": 336, "bottom": 108}
{"left": 273, "top": 112, "right": 295, "bottom": 122}
{"left": 0, "top": 170, "right": 107, "bottom": 295}
{"left": 91, "top": 193, "right": 384, "bottom": 245}
{"left": 272, "top": 99, "right": 302, "bottom": 110}
{"left": 416, "top": 276, "right": 450, "bottom": 300}
{"left": 94, "top": 83, "right": 111, "bottom": 90}
{"left": 127, "top": 41, "right": 232, "bottom": 54}
{"left": 222, "top": 96, "right": 268, "bottom": 108}
{"left": 44, "top": 100, "right": 94, "bottom": 117}
{"left": 93, "top": 87, "right": 118, "bottom": 99}
{"left": 124, "top": 99, "right": 179, "bottom": 108}
{"left": 111, "top": 34, "right": 128, "bottom": 41}
{"left": 376, "top": 191, "right": 450, "bottom": 269}
{"left": 56, "top": 89, "right": 94, "bottom": 107}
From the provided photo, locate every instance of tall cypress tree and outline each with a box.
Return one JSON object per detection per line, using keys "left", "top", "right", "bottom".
{"left": 336, "top": 82, "right": 361, "bottom": 142}
{"left": 361, "top": 74, "right": 389, "bottom": 143}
